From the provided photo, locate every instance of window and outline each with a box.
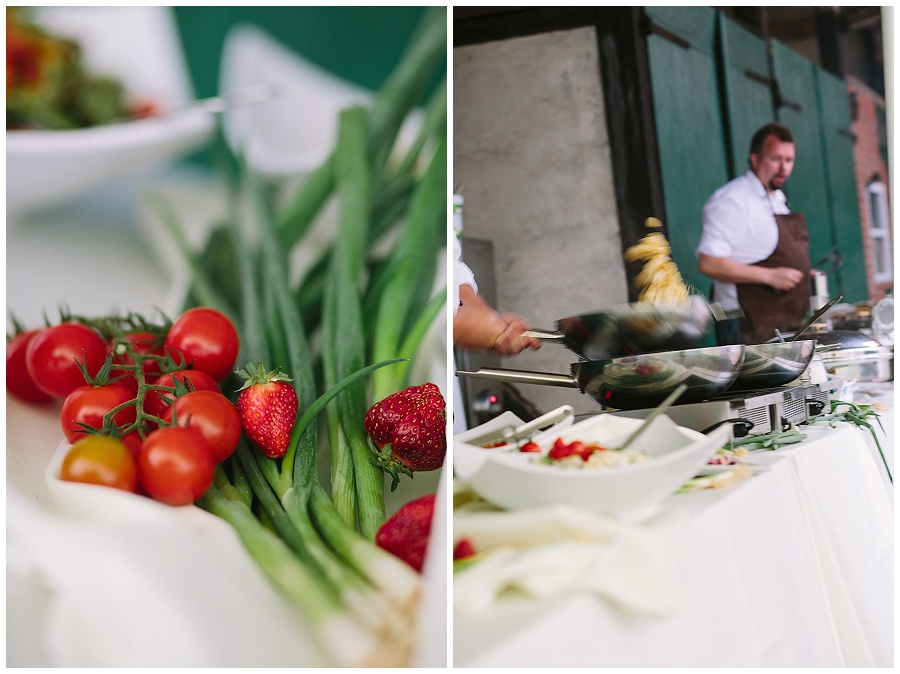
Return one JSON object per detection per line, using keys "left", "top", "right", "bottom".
{"left": 866, "top": 181, "right": 893, "bottom": 283}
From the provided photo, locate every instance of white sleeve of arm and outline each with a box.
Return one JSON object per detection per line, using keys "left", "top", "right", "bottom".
{"left": 454, "top": 237, "right": 477, "bottom": 316}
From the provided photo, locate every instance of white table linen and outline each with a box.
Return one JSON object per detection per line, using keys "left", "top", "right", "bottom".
{"left": 453, "top": 423, "right": 893, "bottom": 667}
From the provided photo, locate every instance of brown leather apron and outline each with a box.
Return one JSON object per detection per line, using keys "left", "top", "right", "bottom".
{"left": 736, "top": 211, "right": 811, "bottom": 344}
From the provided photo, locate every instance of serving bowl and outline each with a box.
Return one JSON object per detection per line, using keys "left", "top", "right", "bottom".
{"left": 454, "top": 413, "right": 732, "bottom": 521}
{"left": 7, "top": 7, "right": 214, "bottom": 217}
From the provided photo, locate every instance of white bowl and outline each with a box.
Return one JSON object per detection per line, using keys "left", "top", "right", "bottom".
{"left": 8, "top": 113, "right": 215, "bottom": 217}
{"left": 6, "top": 7, "right": 213, "bottom": 217}
{"left": 454, "top": 413, "right": 732, "bottom": 522}
{"left": 218, "top": 24, "right": 421, "bottom": 179}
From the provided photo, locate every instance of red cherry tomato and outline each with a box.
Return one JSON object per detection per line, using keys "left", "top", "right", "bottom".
{"left": 120, "top": 429, "right": 145, "bottom": 457}
{"left": 568, "top": 441, "right": 592, "bottom": 461}
{"left": 138, "top": 426, "right": 215, "bottom": 505}
{"left": 60, "top": 382, "right": 137, "bottom": 444}
{"left": 111, "top": 330, "right": 168, "bottom": 384}
{"left": 143, "top": 369, "right": 220, "bottom": 418}
{"left": 162, "top": 390, "right": 241, "bottom": 464}
{"left": 519, "top": 442, "right": 541, "bottom": 453}
{"left": 164, "top": 308, "right": 239, "bottom": 382}
{"left": 59, "top": 435, "right": 138, "bottom": 493}
{"left": 453, "top": 538, "right": 477, "bottom": 560}
{"left": 25, "top": 322, "right": 108, "bottom": 398}
{"left": 6, "top": 329, "right": 53, "bottom": 404}
{"left": 548, "top": 438, "right": 575, "bottom": 461}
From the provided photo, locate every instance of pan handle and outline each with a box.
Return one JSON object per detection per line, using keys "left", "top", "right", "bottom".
{"left": 520, "top": 328, "right": 566, "bottom": 343}
{"left": 455, "top": 367, "right": 579, "bottom": 389}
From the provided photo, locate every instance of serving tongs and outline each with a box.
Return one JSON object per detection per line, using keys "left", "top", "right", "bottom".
{"left": 465, "top": 405, "right": 575, "bottom": 450}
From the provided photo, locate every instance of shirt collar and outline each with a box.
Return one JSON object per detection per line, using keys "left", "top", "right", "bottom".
{"left": 745, "top": 169, "right": 788, "bottom": 210}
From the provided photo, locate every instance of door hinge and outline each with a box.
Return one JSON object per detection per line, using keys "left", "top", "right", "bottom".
{"left": 642, "top": 16, "right": 691, "bottom": 49}
{"left": 744, "top": 69, "right": 774, "bottom": 87}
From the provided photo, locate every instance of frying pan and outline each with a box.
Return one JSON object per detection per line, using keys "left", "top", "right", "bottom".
{"left": 522, "top": 295, "right": 718, "bottom": 360}
{"left": 457, "top": 344, "right": 745, "bottom": 411}
{"left": 727, "top": 339, "right": 816, "bottom": 391}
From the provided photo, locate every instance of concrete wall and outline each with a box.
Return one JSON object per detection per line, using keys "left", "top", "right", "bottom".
{"left": 454, "top": 26, "right": 629, "bottom": 415}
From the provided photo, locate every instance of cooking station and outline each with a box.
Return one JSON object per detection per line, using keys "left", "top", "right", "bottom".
{"left": 453, "top": 295, "right": 894, "bottom": 669}
{"left": 611, "top": 380, "right": 840, "bottom": 436}
{"left": 457, "top": 292, "right": 892, "bottom": 431}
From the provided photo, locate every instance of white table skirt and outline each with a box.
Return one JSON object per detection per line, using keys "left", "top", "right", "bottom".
{"left": 454, "top": 423, "right": 893, "bottom": 667}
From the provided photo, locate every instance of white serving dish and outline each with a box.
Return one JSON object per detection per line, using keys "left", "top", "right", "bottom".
{"left": 7, "top": 7, "right": 214, "bottom": 217}
{"left": 454, "top": 413, "right": 732, "bottom": 522}
{"left": 218, "top": 24, "right": 421, "bottom": 179}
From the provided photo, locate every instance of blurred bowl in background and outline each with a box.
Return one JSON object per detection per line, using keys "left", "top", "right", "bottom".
{"left": 218, "top": 24, "right": 421, "bottom": 180}
{"left": 6, "top": 7, "right": 214, "bottom": 218}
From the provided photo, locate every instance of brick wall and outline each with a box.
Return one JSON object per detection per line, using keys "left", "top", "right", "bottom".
{"left": 847, "top": 75, "right": 892, "bottom": 301}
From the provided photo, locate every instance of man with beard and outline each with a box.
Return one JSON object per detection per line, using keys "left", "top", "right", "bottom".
{"left": 696, "top": 122, "right": 820, "bottom": 344}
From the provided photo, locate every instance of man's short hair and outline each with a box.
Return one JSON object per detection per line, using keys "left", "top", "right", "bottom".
{"left": 749, "top": 122, "right": 794, "bottom": 157}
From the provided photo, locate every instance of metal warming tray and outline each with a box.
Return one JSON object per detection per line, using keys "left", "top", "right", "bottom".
{"left": 611, "top": 381, "right": 840, "bottom": 435}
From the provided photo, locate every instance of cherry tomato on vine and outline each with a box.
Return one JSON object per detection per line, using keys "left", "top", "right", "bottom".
{"left": 120, "top": 429, "right": 145, "bottom": 457}
{"left": 137, "top": 426, "right": 215, "bottom": 505}
{"left": 164, "top": 307, "right": 239, "bottom": 382}
{"left": 6, "top": 329, "right": 53, "bottom": 404}
{"left": 143, "top": 369, "right": 221, "bottom": 418}
{"left": 111, "top": 330, "right": 168, "bottom": 387}
{"left": 59, "top": 435, "right": 138, "bottom": 493}
{"left": 60, "top": 382, "right": 137, "bottom": 444}
{"left": 25, "top": 322, "right": 109, "bottom": 398}
{"left": 161, "top": 390, "right": 241, "bottom": 464}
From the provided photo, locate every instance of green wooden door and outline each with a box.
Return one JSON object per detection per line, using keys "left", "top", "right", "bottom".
{"left": 816, "top": 69, "right": 869, "bottom": 302}
{"left": 644, "top": 6, "right": 728, "bottom": 300}
{"left": 718, "top": 16, "right": 775, "bottom": 177}
{"left": 769, "top": 41, "right": 836, "bottom": 283}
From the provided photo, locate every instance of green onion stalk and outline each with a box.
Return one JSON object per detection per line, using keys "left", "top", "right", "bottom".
{"left": 165, "top": 7, "right": 447, "bottom": 666}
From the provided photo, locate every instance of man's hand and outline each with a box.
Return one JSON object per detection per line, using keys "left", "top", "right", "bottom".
{"left": 492, "top": 313, "right": 543, "bottom": 355}
{"left": 763, "top": 266, "right": 805, "bottom": 291}
{"left": 698, "top": 253, "right": 805, "bottom": 292}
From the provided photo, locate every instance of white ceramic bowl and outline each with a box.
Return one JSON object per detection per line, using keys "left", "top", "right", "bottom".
{"left": 218, "top": 24, "right": 421, "bottom": 179}
{"left": 8, "top": 113, "right": 215, "bottom": 217}
{"left": 454, "top": 413, "right": 732, "bottom": 521}
{"left": 6, "top": 7, "right": 213, "bottom": 217}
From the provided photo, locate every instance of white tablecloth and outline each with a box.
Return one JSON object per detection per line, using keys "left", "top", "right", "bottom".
{"left": 454, "top": 422, "right": 894, "bottom": 667}
{"left": 6, "top": 176, "right": 447, "bottom": 667}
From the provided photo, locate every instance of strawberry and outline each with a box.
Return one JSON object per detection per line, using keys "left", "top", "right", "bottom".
{"left": 375, "top": 493, "right": 436, "bottom": 573}
{"left": 364, "top": 382, "right": 446, "bottom": 490}
{"left": 234, "top": 362, "right": 298, "bottom": 459}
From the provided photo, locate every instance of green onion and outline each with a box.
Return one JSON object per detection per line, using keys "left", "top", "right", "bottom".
{"left": 198, "top": 486, "right": 388, "bottom": 668}
{"left": 169, "top": 8, "right": 447, "bottom": 666}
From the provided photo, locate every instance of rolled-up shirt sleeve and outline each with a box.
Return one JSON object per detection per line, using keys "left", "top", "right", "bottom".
{"left": 454, "top": 237, "right": 477, "bottom": 316}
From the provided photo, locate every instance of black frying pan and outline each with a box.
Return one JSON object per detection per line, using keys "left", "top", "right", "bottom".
{"left": 457, "top": 344, "right": 745, "bottom": 411}
{"left": 522, "top": 295, "right": 719, "bottom": 360}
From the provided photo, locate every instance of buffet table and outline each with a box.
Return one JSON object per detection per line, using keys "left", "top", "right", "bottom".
{"left": 454, "top": 417, "right": 894, "bottom": 667}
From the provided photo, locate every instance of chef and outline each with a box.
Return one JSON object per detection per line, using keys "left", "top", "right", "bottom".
{"left": 696, "top": 122, "right": 820, "bottom": 344}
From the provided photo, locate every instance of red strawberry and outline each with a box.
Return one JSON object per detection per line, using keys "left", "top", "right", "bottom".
{"left": 364, "top": 382, "right": 446, "bottom": 489}
{"left": 235, "top": 362, "right": 298, "bottom": 459}
{"left": 375, "top": 493, "right": 436, "bottom": 572}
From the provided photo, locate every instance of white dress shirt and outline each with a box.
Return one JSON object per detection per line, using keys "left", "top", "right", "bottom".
{"left": 454, "top": 236, "right": 477, "bottom": 316}
{"left": 696, "top": 170, "right": 790, "bottom": 310}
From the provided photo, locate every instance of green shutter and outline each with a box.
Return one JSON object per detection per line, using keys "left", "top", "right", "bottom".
{"left": 644, "top": 6, "right": 727, "bottom": 302}
{"left": 769, "top": 41, "right": 836, "bottom": 281}
{"left": 817, "top": 69, "right": 869, "bottom": 302}
{"left": 718, "top": 16, "right": 775, "bottom": 177}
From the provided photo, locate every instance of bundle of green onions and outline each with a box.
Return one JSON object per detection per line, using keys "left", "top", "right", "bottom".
{"left": 153, "top": 7, "right": 447, "bottom": 667}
